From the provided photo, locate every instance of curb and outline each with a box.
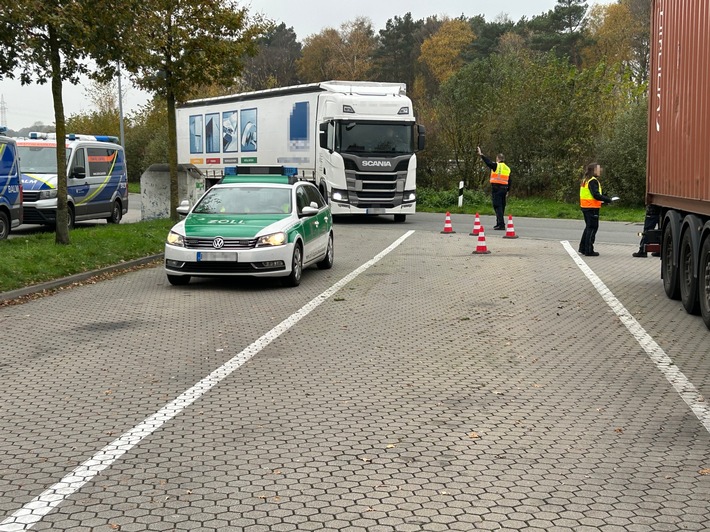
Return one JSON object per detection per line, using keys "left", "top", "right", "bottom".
{"left": 0, "top": 254, "right": 163, "bottom": 304}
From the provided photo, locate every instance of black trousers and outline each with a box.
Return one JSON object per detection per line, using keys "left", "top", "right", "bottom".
{"left": 491, "top": 185, "right": 507, "bottom": 228}
{"left": 638, "top": 205, "right": 660, "bottom": 251}
{"left": 579, "top": 208, "right": 600, "bottom": 254}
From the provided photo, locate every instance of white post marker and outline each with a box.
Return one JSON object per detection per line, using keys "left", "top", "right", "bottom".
{"left": 458, "top": 180, "right": 464, "bottom": 208}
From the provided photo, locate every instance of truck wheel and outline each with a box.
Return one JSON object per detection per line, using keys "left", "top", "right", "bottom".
{"left": 679, "top": 230, "right": 700, "bottom": 314}
{"left": 107, "top": 199, "right": 122, "bottom": 224}
{"left": 282, "top": 243, "right": 303, "bottom": 287}
{"left": 394, "top": 214, "right": 407, "bottom": 223}
{"left": 662, "top": 222, "right": 680, "bottom": 300}
{"left": 167, "top": 274, "right": 191, "bottom": 286}
{"left": 699, "top": 236, "right": 710, "bottom": 330}
{"left": 0, "top": 211, "right": 9, "bottom": 240}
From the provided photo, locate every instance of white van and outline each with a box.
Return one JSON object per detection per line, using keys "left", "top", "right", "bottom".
{"left": 17, "top": 132, "right": 128, "bottom": 228}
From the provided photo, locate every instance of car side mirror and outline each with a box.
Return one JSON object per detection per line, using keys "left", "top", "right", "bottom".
{"left": 176, "top": 199, "right": 190, "bottom": 216}
{"left": 72, "top": 166, "right": 86, "bottom": 179}
{"left": 301, "top": 205, "right": 319, "bottom": 217}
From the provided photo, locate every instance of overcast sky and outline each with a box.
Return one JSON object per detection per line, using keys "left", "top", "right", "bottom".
{"left": 0, "top": 0, "right": 611, "bottom": 129}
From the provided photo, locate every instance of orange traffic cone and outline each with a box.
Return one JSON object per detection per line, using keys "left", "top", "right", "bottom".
{"left": 469, "top": 212, "right": 482, "bottom": 236}
{"left": 503, "top": 215, "right": 518, "bottom": 239}
{"left": 441, "top": 212, "right": 456, "bottom": 234}
{"left": 472, "top": 225, "right": 491, "bottom": 254}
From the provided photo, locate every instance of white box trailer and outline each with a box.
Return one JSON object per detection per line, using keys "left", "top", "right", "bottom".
{"left": 175, "top": 81, "right": 425, "bottom": 222}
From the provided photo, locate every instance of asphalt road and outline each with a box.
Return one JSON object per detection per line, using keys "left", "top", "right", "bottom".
{"left": 1, "top": 205, "right": 708, "bottom": 531}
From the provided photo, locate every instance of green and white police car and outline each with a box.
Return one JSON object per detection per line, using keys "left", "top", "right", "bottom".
{"left": 164, "top": 167, "right": 333, "bottom": 287}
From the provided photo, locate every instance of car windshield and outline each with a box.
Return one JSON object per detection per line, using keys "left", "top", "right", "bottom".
{"left": 17, "top": 146, "right": 71, "bottom": 173}
{"left": 193, "top": 186, "right": 292, "bottom": 215}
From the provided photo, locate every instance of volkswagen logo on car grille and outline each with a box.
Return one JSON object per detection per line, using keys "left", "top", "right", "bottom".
{"left": 212, "top": 237, "right": 225, "bottom": 249}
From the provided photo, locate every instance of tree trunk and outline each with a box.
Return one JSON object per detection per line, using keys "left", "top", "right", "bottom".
{"left": 167, "top": 80, "right": 179, "bottom": 221}
{"left": 49, "top": 24, "right": 70, "bottom": 245}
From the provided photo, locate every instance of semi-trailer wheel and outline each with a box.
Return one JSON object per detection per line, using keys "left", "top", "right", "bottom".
{"left": 699, "top": 236, "right": 710, "bottom": 330}
{"left": 679, "top": 230, "right": 700, "bottom": 314}
{"left": 662, "top": 222, "right": 680, "bottom": 300}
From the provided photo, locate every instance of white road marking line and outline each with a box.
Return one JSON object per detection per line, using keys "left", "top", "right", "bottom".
{"left": 562, "top": 241, "right": 710, "bottom": 433}
{"left": 0, "top": 230, "right": 416, "bottom": 532}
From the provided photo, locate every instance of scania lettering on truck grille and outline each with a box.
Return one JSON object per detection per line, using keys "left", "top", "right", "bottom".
{"left": 362, "top": 160, "right": 393, "bottom": 167}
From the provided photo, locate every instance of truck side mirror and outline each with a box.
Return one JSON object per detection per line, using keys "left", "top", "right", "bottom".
{"left": 417, "top": 125, "right": 426, "bottom": 151}
{"left": 319, "top": 123, "right": 329, "bottom": 150}
{"left": 72, "top": 166, "right": 86, "bottom": 179}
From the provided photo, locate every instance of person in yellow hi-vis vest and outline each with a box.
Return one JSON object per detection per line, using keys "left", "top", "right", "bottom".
{"left": 579, "top": 162, "right": 617, "bottom": 256}
{"left": 477, "top": 146, "right": 511, "bottom": 230}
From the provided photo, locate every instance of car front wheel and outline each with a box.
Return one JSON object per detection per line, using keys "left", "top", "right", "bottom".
{"left": 283, "top": 243, "right": 303, "bottom": 287}
{"left": 317, "top": 232, "right": 334, "bottom": 270}
{"left": 167, "top": 274, "right": 191, "bottom": 286}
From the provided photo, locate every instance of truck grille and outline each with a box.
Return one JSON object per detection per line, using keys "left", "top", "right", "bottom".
{"left": 341, "top": 155, "right": 412, "bottom": 208}
{"left": 23, "top": 191, "right": 40, "bottom": 202}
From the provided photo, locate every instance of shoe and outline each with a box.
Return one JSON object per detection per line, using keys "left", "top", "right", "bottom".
{"left": 632, "top": 251, "right": 647, "bottom": 258}
{"left": 493, "top": 225, "right": 505, "bottom": 230}
{"left": 651, "top": 252, "right": 660, "bottom": 257}
{"left": 585, "top": 252, "right": 600, "bottom": 256}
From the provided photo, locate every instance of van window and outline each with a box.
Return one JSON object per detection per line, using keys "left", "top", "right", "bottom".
{"left": 87, "top": 148, "right": 119, "bottom": 177}
{"left": 0, "top": 141, "right": 18, "bottom": 175}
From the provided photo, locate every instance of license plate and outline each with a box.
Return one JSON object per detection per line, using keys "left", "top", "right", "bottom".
{"left": 367, "top": 208, "right": 386, "bottom": 214}
{"left": 197, "top": 252, "right": 238, "bottom": 262}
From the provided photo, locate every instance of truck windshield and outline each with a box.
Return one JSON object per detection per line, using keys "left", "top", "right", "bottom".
{"left": 337, "top": 122, "right": 413, "bottom": 155}
{"left": 17, "top": 146, "right": 71, "bottom": 174}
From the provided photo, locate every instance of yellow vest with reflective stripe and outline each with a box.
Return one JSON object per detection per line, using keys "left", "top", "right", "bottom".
{"left": 580, "top": 177, "right": 602, "bottom": 208}
{"left": 490, "top": 162, "right": 511, "bottom": 185}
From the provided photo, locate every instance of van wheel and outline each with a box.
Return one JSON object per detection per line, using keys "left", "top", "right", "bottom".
{"left": 107, "top": 200, "right": 122, "bottom": 224}
{"left": 67, "top": 206, "right": 75, "bottom": 230}
{"left": 282, "top": 243, "right": 303, "bottom": 287}
{"left": 699, "top": 237, "right": 710, "bottom": 330}
{"left": 679, "top": 230, "right": 700, "bottom": 314}
{"left": 0, "top": 211, "right": 9, "bottom": 240}
{"left": 167, "top": 274, "right": 191, "bottom": 286}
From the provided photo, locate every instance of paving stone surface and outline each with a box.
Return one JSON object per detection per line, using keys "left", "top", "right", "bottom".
{"left": 0, "top": 217, "right": 708, "bottom": 531}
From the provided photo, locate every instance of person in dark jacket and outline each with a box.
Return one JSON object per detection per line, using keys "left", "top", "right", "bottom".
{"left": 579, "top": 163, "right": 614, "bottom": 256}
{"left": 633, "top": 204, "right": 661, "bottom": 257}
{"left": 477, "top": 146, "right": 511, "bottom": 230}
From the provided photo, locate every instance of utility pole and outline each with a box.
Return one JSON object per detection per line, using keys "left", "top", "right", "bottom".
{"left": 117, "top": 62, "right": 125, "bottom": 147}
{"left": 0, "top": 95, "right": 7, "bottom": 128}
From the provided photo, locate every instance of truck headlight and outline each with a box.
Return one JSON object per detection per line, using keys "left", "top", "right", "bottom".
{"left": 332, "top": 188, "right": 348, "bottom": 202}
{"left": 256, "top": 232, "right": 287, "bottom": 247}
{"left": 39, "top": 189, "right": 58, "bottom": 200}
{"left": 166, "top": 231, "right": 185, "bottom": 247}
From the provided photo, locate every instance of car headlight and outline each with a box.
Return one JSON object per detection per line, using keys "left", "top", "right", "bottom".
{"left": 166, "top": 230, "right": 185, "bottom": 247}
{"left": 39, "top": 189, "right": 58, "bottom": 200}
{"left": 256, "top": 232, "right": 287, "bottom": 247}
